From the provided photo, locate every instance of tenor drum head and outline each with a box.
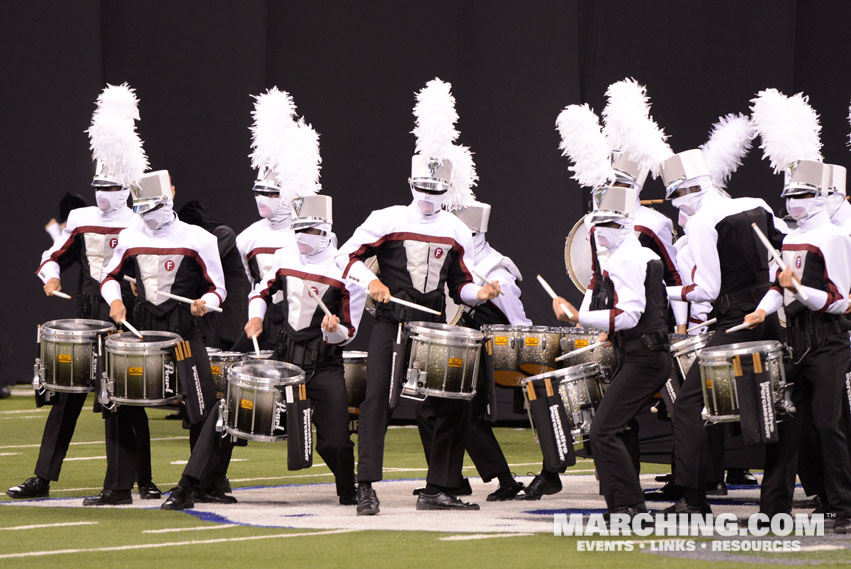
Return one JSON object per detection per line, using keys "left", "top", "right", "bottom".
{"left": 698, "top": 340, "right": 783, "bottom": 363}
{"left": 106, "top": 331, "right": 182, "bottom": 352}
{"left": 41, "top": 319, "right": 115, "bottom": 342}
{"left": 343, "top": 350, "right": 368, "bottom": 363}
{"left": 405, "top": 321, "right": 483, "bottom": 345}
{"left": 229, "top": 360, "right": 305, "bottom": 388}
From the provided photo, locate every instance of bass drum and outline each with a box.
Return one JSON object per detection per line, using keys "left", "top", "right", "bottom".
{"left": 363, "top": 255, "right": 462, "bottom": 324}
{"left": 564, "top": 215, "right": 605, "bottom": 294}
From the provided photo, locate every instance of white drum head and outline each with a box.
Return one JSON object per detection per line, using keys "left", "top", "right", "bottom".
{"left": 564, "top": 215, "right": 593, "bottom": 294}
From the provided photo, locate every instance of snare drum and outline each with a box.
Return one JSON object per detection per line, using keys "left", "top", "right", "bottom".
{"left": 243, "top": 350, "right": 274, "bottom": 363}
{"left": 670, "top": 332, "right": 713, "bottom": 383}
{"left": 105, "top": 332, "right": 181, "bottom": 406}
{"left": 35, "top": 319, "right": 115, "bottom": 393}
{"left": 481, "top": 324, "right": 525, "bottom": 387}
{"left": 224, "top": 360, "right": 305, "bottom": 442}
{"left": 402, "top": 322, "right": 484, "bottom": 400}
{"left": 516, "top": 326, "right": 569, "bottom": 376}
{"left": 698, "top": 340, "right": 789, "bottom": 423}
{"left": 522, "top": 363, "right": 606, "bottom": 445}
{"left": 209, "top": 351, "right": 245, "bottom": 398}
{"left": 343, "top": 351, "right": 367, "bottom": 415}
{"left": 561, "top": 328, "right": 619, "bottom": 377}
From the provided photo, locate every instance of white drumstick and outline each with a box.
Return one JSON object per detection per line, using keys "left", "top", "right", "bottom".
{"left": 555, "top": 341, "right": 612, "bottom": 362}
{"left": 726, "top": 321, "right": 751, "bottom": 334}
{"left": 387, "top": 296, "right": 442, "bottom": 316}
{"left": 251, "top": 334, "right": 261, "bottom": 357}
{"left": 470, "top": 268, "right": 504, "bottom": 296}
{"left": 751, "top": 223, "right": 808, "bottom": 301}
{"left": 686, "top": 318, "right": 716, "bottom": 333}
{"left": 51, "top": 291, "right": 72, "bottom": 300}
{"left": 536, "top": 274, "right": 578, "bottom": 320}
{"left": 121, "top": 319, "right": 143, "bottom": 339}
{"left": 123, "top": 275, "right": 223, "bottom": 313}
{"left": 307, "top": 288, "right": 334, "bottom": 318}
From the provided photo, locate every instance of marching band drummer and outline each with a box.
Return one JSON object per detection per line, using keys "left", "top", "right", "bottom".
{"left": 742, "top": 160, "right": 851, "bottom": 534}
{"left": 416, "top": 200, "right": 529, "bottom": 501}
{"left": 552, "top": 185, "right": 671, "bottom": 519}
{"left": 161, "top": 194, "right": 366, "bottom": 510}
{"left": 336, "top": 79, "right": 499, "bottom": 514}
{"left": 90, "top": 169, "right": 226, "bottom": 506}
{"left": 7, "top": 85, "right": 159, "bottom": 503}
{"left": 232, "top": 88, "right": 299, "bottom": 353}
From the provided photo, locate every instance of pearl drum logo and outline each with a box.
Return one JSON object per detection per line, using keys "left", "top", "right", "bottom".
{"left": 109, "top": 237, "right": 118, "bottom": 249}
{"left": 434, "top": 247, "right": 444, "bottom": 259}
{"left": 164, "top": 260, "right": 175, "bottom": 271}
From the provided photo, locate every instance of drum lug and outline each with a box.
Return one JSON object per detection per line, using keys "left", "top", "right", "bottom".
{"left": 401, "top": 368, "right": 427, "bottom": 401}
{"left": 98, "top": 372, "right": 116, "bottom": 411}
{"left": 700, "top": 407, "right": 710, "bottom": 423}
{"left": 32, "top": 359, "right": 45, "bottom": 395}
{"left": 216, "top": 399, "right": 226, "bottom": 435}
{"left": 541, "top": 336, "right": 547, "bottom": 351}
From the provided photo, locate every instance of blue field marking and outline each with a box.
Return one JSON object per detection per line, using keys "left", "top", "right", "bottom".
{"left": 523, "top": 508, "right": 608, "bottom": 516}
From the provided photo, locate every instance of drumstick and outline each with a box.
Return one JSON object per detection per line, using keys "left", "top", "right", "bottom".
{"left": 307, "top": 288, "right": 334, "bottom": 318}
{"left": 555, "top": 341, "right": 612, "bottom": 362}
{"left": 387, "top": 295, "right": 442, "bottom": 316}
{"left": 686, "top": 318, "right": 716, "bottom": 333}
{"left": 122, "top": 275, "right": 224, "bottom": 313}
{"left": 751, "top": 223, "right": 808, "bottom": 301}
{"left": 536, "top": 274, "right": 578, "bottom": 320}
{"left": 470, "top": 268, "right": 504, "bottom": 296}
{"left": 51, "top": 291, "right": 72, "bottom": 300}
{"left": 640, "top": 199, "right": 664, "bottom": 205}
{"left": 525, "top": 381, "right": 537, "bottom": 401}
{"left": 251, "top": 335, "right": 261, "bottom": 358}
{"left": 726, "top": 321, "right": 751, "bottom": 334}
{"left": 121, "top": 319, "right": 143, "bottom": 339}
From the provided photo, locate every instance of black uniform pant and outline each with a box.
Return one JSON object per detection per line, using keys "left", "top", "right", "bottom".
{"left": 760, "top": 334, "right": 851, "bottom": 517}
{"left": 672, "top": 310, "right": 781, "bottom": 492}
{"left": 416, "top": 397, "right": 470, "bottom": 488}
{"left": 186, "top": 364, "right": 355, "bottom": 496}
{"left": 34, "top": 392, "right": 87, "bottom": 481}
{"left": 592, "top": 347, "right": 671, "bottom": 509}
{"left": 463, "top": 390, "right": 511, "bottom": 483}
{"left": 357, "top": 318, "right": 398, "bottom": 482}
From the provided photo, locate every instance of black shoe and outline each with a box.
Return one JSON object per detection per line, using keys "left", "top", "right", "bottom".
{"left": 414, "top": 478, "right": 472, "bottom": 497}
{"left": 515, "top": 474, "right": 562, "bottom": 500}
{"left": 706, "top": 480, "right": 727, "bottom": 496}
{"left": 662, "top": 497, "right": 712, "bottom": 515}
{"left": 194, "top": 488, "right": 237, "bottom": 504}
{"left": 417, "top": 490, "right": 480, "bottom": 510}
{"left": 339, "top": 487, "right": 357, "bottom": 506}
{"left": 725, "top": 468, "right": 758, "bottom": 486}
{"left": 605, "top": 504, "right": 650, "bottom": 526}
{"left": 356, "top": 484, "right": 380, "bottom": 516}
{"left": 6, "top": 477, "right": 50, "bottom": 499}
{"left": 138, "top": 482, "right": 162, "bottom": 500}
{"left": 82, "top": 489, "right": 132, "bottom": 506}
{"left": 834, "top": 516, "right": 851, "bottom": 534}
{"left": 487, "top": 479, "right": 524, "bottom": 502}
{"left": 644, "top": 482, "right": 682, "bottom": 501}
{"left": 162, "top": 486, "right": 194, "bottom": 510}
{"left": 214, "top": 476, "right": 232, "bottom": 494}
{"left": 0, "top": 385, "right": 10, "bottom": 399}
{"left": 655, "top": 473, "right": 673, "bottom": 483}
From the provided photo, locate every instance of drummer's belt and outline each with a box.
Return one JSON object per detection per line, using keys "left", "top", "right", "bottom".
{"left": 275, "top": 332, "right": 340, "bottom": 371}
{"left": 133, "top": 303, "right": 198, "bottom": 337}
{"left": 376, "top": 289, "right": 445, "bottom": 324}
{"left": 786, "top": 306, "right": 846, "bottom": 362}
{"left": 711, "top": 283, "right": 770, "bottom": 319}
{"left": 614, "top": 329, "right": 670, "bottom": 353}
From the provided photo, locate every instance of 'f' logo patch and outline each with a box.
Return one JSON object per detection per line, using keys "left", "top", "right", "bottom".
{"left": 434, "top": 248, "right": 444, "bottom": 259}
{"left": 109, "top": 237, "right": 118, "bottom": 249}
{"left": 795, "top": 256, "right": 802, "bottom": 268}
{"left": 164, "top": 260, "right": 175, "bottom": 272}
{"left": 310, "top": 286, "right": 319, "bottom": 298}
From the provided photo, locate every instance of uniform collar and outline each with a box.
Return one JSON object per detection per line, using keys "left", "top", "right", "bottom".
{"left": 798, "top": 209, "right": 830, "bottom": 231}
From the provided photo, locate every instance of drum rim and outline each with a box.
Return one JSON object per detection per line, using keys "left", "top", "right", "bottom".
{"left": 229, "top": 360, "right": 306, "bottom": 386}
{"left": 210, "top": 351, "right": 245, "bottom": 361}
{"left": 699, "top": 340, "right": 783, "bottom": 359}
{"left": 343, "top": 350, "right": 368, "bottom": 360}
{"left": 671, "top": 332, "right": 714, "bottom": 352}
{"left": 242, "top": 350, "right": 275, "bottom": 361}
{"left": 405, "top": 321, "right": 484, "bottom": 341}
{"left": 41, "top": 319, "right": 115, "bottom": 338}
{"left": 521, "top": 362, "right": 601, "bottom": 384}
{"left": 481, "top": 324, "right": 524, "bottom": 332}
{"left": 562, "top": 327, "right": 605, "bottom": 336}
{"left": 105, "top": 331, "right": 183, "bottom": 350}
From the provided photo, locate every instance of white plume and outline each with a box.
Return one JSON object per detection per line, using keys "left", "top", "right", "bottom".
{"left": 412, "top": 78, "right": 459, "bottom": 160}
{"left": 87, "top": 83, "right": 148, "bottom": 187}
{"left": 602, "top": 78, "right": 672, "bottom": 178}
{"left": 274, "top": 118, "right": 322, "bottom": 198}
{"left": 442, "top": 144, "right": 478, "bottom": 211}
{"left": 555, "top": 104, "right": 614, "bottom": 188}
{"left": 249, "top": 87, "right": 298, "bottom": 174}
{"left": 750, "top": 88, "right": 822, "bottom": 173}
{"left": 700, "top": 113, "right": 755, "bottom": 188}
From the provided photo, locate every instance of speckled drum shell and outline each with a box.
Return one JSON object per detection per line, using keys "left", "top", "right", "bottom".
{"left": 38, "top": 319, "right": 115, "bottom": 393}
{"left": 481, "top": 324, "right": 525, "bottom": 387}
{"left": 403, "top": 322, "right": 484, "bottom": 400}
{"left": 515, "top": 326, "right": 571, "bottom": 376}
{"left": 343, "top": 351, "right": 367, "bottom": 415}
{"left": 225, "top": 360, "right": 305, "bottom": 442}
{"left": 209, "top": 352, "right": 245, "bottom": 397}
{"left": 105, "top": 331, "right": 182, "bottom": 406}
{"left": 560, "top": 328, "right": 619, "bottom": 378}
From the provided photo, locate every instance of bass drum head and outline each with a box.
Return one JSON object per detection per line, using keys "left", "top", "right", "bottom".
{"left": 564, "top": 215, "right": 593, "bottom": 294}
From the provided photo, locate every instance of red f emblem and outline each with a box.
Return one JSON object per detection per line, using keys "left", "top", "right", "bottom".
{"left": 434, "top": 248, "right": 444, "bottom": 259}
{"left": 310, "top": 286, "right": 319, "bottom": 298}
{"left": 164, "top": 260, "right": 175, "bottom": 272}
{"left": 795, "top": 256, "right": 802, "bottom": 269}
{"left": 109, "top": 237, "right": 118, "bottom": 249}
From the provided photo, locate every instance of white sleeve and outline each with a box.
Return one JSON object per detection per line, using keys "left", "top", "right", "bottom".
{"left": 46, "top": 221, "right": 62, "bottom": 244}
{"left": 579, "top": 258, "right": 646, "bottom": 334}
{"left": 36, "top": 216, "right": 79, "bottom": 283}
{"left": 668, "top": 217, "right": 720, "bottom": 304}
{"left": 756, "top": 288, "right": 783, "bottom": 315}
{"left": 323, "top": 277, "right": 367, "bottom": 346}
{"left": 486, "top": 266, "right": 532, "bottom": 326}
{"left": 800, "top": 234, "right": 851, "bottom": 314}
{"left": 100, "top": 230, "right": 128, "bottom": 306}
{"left": 235, "top": 229, "right": 255, "bottom": 285}
{"left": 336, "top": 211, "right": 384, "bottom": 278}
{"left": 197, "top": 233, "right": 227, "bottom": 309}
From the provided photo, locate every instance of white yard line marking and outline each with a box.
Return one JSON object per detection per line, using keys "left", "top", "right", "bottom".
{"left": 64, "top": 456, "right": 105, "bottom": 461}
{"left": 0, "top": 522, "right": 98, "bottom": 531}
{"left": 0, "top": 415, "right": 44, "bottom": 420}
{"left": 798, "top": 545, "right": 846, "bottom": 552}
{"left": 170, "top": 458, "right": 249, "bottom": 465}
{"left": 0, "top": 409, "right": 48, "bottom": 415}
{"left": 0, "top": 452, "right": 20, "bottom": 456}
{"left": 0, "top": 528, "right": 355, "bottom": 559}
{"left": 440, "top": 533, "right": 534, "bottom": 541}
{"left": 142, "top": 524, "right": 238, "bottom": 534}
{"left": 0, "top": 436, "right": 187, "bottom": 450}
